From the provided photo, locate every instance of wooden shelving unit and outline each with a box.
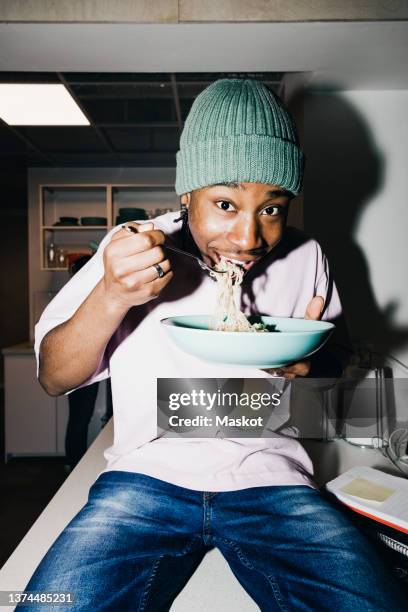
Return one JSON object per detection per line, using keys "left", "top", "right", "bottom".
{"left": 39, "top": 182, "right": 177, "bottom": 271}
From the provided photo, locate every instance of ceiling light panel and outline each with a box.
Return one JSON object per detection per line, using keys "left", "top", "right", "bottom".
{"left": 0, "top": 84, "right": 89, "bottom": 125}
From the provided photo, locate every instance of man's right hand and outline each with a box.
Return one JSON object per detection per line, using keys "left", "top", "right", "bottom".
{"left": 102, "top": 221, "right": 173, "bottom": 311}
{"left": 38, "top": 220, "right": 173, "bottom": 396}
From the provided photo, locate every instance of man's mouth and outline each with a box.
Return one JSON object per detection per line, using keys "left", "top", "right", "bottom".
{"left": 213, "top": 251, "right": 261, "bottom": 271}
{"left": 225, "top": 257, "right": 256, "bottom": 271}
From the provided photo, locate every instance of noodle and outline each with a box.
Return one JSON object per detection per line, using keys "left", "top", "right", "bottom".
{"left": 209, "top": 258, "right": 268, "bottom": 332}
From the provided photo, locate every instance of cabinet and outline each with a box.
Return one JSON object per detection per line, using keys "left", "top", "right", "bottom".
{"left": 39, "top": 183, "right": 177, "bottom": 270}
{"left": 2, "top": 344, "right": 108, "bottom": 460}
{"left": 4, "top": 347, "right": 57, "bottom": 457}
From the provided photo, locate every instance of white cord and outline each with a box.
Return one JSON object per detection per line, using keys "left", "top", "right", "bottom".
{"left": 380, "top": 428, "right": 408, "bottom": 476}
{"left": 384, "top": 353, "right": 408, "bottom": 373}
{"left": 378, "top": 533, "right": 408, "bottom": 558}
{"left": 388, "top": 428, "right": 408, "bottom": 464}
{"left": 384, "top": 449, "right": 408, "bottom": 477}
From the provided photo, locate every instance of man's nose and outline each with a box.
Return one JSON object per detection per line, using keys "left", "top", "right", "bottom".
{"left": 226, "top": 215, "right": 263, "bottom": 252}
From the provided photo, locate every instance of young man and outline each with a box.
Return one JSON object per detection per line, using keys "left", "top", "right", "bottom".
{"left": 23, "top": 79, "right": 404, "bottom": 610}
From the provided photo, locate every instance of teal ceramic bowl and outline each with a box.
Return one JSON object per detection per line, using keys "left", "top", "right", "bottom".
{"left": 161, "top": 315, "right": 335, "bottom": 368}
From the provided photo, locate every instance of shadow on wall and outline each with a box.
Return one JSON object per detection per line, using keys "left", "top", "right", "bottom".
{"left": 303, "top": 91, "right": 408, "bottom": 366}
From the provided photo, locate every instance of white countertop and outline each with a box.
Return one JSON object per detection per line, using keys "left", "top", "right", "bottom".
{"left": 0, "top": 421, "right": 402, "bottom": 611}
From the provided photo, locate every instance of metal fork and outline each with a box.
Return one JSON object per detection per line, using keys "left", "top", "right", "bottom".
{"left": 121, "top": 224, "right": 226, "bottom": 274}
{"left": 164, "top": 244, "right": 227, "bottom": 274}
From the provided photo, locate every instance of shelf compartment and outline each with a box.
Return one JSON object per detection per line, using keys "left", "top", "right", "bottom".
{"left": 112, "top": 186, "right": 178, "bottom": 222}
{"left": 42, "top": 227, "right": 105, "bottom": 271}
{"left": 41, "top": 185, "right": 107, "bottom": 228}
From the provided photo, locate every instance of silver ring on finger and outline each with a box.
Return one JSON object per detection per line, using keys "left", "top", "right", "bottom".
{"left": 153, "top": 263, "right": 165, "bottom": 279}
{"left": 122, "top": 224, "right": 138, "bottom": 234}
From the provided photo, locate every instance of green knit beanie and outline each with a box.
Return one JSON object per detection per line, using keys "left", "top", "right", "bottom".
{"left": 175, "top": 78, "right": 304, "bottom": 196}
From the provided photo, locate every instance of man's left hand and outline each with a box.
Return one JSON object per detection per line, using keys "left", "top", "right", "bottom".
{"left": 263, "top": 296, "right": 325, "bottom": 380}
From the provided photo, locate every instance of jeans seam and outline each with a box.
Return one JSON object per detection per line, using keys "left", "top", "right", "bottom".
{"left": 138, "top": 555, "right": 164, "bottom": 612}
{"left": 203, "top": 493, "right": 213, "bottom": 545}
{"left": 214, "top": 536, "right": 288, "bottom": 612}
{"left": 178, "top": 536, "right": 204, "bottom": 556}
{"left": 137, "top": 537, "right": 201, "bottom": 612}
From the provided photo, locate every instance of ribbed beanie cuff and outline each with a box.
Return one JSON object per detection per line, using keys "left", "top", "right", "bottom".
{"left": 176, "top": 134, "right": 304, "bottom": 196}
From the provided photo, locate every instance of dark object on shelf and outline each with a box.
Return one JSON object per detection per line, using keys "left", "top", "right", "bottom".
{"left": 53, "top": 216, "right": 79, "bottom": 226}
{"left": 117, "top": 207, "right": 147, "bottom": 223}
{"left": 80, "top": 217, "right": 107, "bottom": 226}
{"left": 60, "top": 216, "right": 79, "bottom": 224}
{"left": 89, "top": 241, "right": 100, "bottom": 253}
{"left": 116, "top": 217, "right": 146, "bottom": 226}
{"left": 67, "top": 252, "right": 92, "bottom": 273}
{"left": 119, "top": 207, "right": 147, "bottom": 215}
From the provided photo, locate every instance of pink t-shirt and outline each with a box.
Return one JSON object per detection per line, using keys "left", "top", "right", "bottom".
{"left": 35, "top": 212, "right": 342, "bottom": 492}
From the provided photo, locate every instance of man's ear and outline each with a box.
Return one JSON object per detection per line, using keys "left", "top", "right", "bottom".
{"left": 180, "top": 192, "right": 191, "bottom": 209}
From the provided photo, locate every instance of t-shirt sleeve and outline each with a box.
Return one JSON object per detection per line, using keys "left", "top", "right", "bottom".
{"left": 312, "top": 242, "right": 352, "bottom": 373}
{"left": 34, "top": 227, "right": 120, "bottom": 393}
{"left": 314, "top": 243, "right": 342, "bottom": 322}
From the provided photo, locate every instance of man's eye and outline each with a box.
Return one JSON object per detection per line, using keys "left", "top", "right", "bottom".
{"left": 261, "top": 205, "right": 281, "bottom": 217}
{"left": 216, "top": 201, "right": 235, "bottom": 212}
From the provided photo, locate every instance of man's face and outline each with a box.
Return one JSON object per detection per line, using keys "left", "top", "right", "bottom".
{"left": 181, "top": 182, "right": 293, "bottom": 270}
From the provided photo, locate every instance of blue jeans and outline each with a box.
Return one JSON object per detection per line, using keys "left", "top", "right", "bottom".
{"left": 20, "top": 471, "right": 405, "bottom": 611}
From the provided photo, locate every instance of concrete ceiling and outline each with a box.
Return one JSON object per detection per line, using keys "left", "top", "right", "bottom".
{"left": 0, "top": 21, "right": 407, "bottom": 90}
{"left": 1, "top": 21, "right": 406, "bottom": 167}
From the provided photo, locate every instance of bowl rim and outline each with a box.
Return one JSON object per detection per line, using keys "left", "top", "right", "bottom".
{"left": 160, "top": 315, "right": 335, "bottom": 335}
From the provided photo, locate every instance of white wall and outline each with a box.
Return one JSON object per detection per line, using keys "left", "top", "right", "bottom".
{"left": 304, "top": 89, "right": 408, "bottom": 378}
{"left": 346, "top": 92, "right": 408, "bottom": 320}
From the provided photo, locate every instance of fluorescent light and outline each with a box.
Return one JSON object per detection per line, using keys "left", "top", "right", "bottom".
{"left": 0, "top": 84, "right": 90, "bottom": 126}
